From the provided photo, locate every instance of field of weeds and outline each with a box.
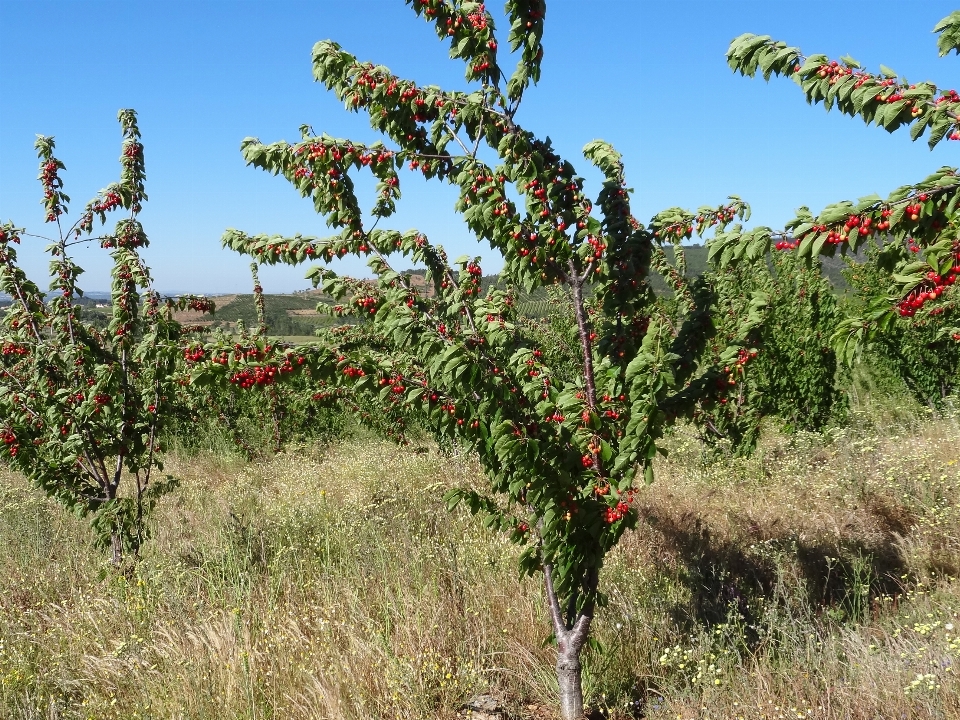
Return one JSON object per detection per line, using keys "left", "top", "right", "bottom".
{"left": 1, "top": 409, "right": 959, "bottom": 719}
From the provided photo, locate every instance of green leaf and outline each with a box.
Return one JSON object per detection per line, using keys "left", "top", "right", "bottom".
{"left": 882, "top": 100, "right": 908, "bottom": 129}
{"left": 600, "top": 440, "right": 613, "bottom": 463}
{"left": 811, "top": 233, "right": 827, "bottom": 258}
{"left": 797, "top": 232, "right": 816, "bottom": 258}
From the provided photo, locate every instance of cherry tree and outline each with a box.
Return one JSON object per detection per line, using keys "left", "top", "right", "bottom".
{"left": 0, "top": 110, "right": 209, "bottom": 565}
{"left": 209, "top": 1, "right": 771, "bottom": 715}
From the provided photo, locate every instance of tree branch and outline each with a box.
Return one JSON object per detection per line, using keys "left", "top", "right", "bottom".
{"left": 543, "top": 563, "right": 568, "bottom": 644}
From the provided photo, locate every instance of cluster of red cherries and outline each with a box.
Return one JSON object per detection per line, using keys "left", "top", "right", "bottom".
{"left": 340, "top": 363, "right": 366, "bottom": 379}
{"left": 229, "top": 358, "right": 300, "bottom": 389}
{"left": 809, "top": 60, "right": 953, "bottom": 123}
{"left": 39, "top": 159, "right": 65, "bottom": 222}
{"left": 713, "top": 348, "right": 757, "bottom": 404}
{"left": 101, "top": 222, "right": 147, "bottom": 249}
{"left": 187, "top": 298, "right": 214, "bottom": 313}
{"left": 1, "top": 342, "right": 29, "bottom": 357}
{"left": 462, "top": 262, "right": 484, "bottom": 296}
{"left": 353, "top": 295, "right": 379, "bottom": 315}
{"left": 776, "top": 199, "right": 931, "bottom": 251}
{"left": 599, "top": 486, "right": 637, "bottom": 525}
{"left": 897, "top": 261, "right": 960, "bottom": 317}
{"left": 183, "top": 345, "right": 206, "bottom": 363}
{"left": 78, "top": 191, "right": 124, "bottom": 234}
{"left": 604, "top": 500, "right": 632, "bottom": 525}
{"left": 934, "top": 90, "right": 960, "bottom": 139}
{"left": 378, "top": 374, "right": 406, "bottom": 395}
{"left": 1, "top": 429, "right": 18, "bottom": 457}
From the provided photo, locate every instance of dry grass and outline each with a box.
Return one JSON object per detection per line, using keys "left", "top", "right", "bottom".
{"left": 593, "top": 409, "right": 960, "bottom": 718}
{"left": 1, "top": 412, "right": 959, "bottom": 719}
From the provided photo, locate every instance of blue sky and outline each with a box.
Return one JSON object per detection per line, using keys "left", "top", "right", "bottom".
{"left": 1, "top": 0, "right": 957, "bottom": 294}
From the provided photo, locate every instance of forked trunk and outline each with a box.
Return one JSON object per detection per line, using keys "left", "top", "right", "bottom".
{"left": 544, "top": 564, "right": 593, "bottom": 719}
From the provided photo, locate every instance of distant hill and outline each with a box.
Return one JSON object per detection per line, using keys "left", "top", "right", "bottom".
{"left": 0, "top": 249, "right": 860, "bottom": 323}
{"left": 0, "top": 290, "right": 112, "bottom": 306}
{"left": 206, "top": 293, "right": 338, "bottom": 336}
{"left": 0, "top": 290, "right": 224, "bottom": 306}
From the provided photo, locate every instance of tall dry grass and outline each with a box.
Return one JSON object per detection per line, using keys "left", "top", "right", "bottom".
{"left": 0, "top": 411, "right": 958, "bottom": 719}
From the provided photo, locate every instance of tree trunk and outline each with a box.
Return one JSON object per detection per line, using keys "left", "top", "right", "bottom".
{"left": 106, "top": 479, "right": 122, "bottom": 567}
{"left": 557, "top": 644, "right": 585, "bottom": 719}
{"left": 110, "top": 530, "right": 123, "bottom": 567}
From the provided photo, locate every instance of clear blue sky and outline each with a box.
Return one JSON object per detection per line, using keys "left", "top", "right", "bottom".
{"left": 1, "top": 0, "right": 957, "bottom": 294}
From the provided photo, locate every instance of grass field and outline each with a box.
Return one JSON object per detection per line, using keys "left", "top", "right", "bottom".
{"left": 1, "top": 405, "right": 959, "bottom": 719}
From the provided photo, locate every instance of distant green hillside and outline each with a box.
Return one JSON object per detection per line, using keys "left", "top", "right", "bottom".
{"left": 212, "top": 294, "right": 336, "bottom": 337}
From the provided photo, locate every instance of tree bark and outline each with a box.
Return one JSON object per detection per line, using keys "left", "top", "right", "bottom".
{"left": 106, "top": 481, "right": 123, "bottom": 567}
{"left": 557, "top": 646, "right": 585, "bottom": 719}
{"left": 110, "top": 529, "right": 123, "bottom": 567}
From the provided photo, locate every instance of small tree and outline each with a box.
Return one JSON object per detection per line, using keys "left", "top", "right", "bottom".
{"left": 717, "top": 13, "right": 960, "bottom": 355}
{"left": 0, "top": 110, "right": 207, "bottom": 565}
{"left": 707, "top": 250, "right": 843, "bottom": 450}
{"left": 209, "top": 3, "right": 773, "bottom": 714}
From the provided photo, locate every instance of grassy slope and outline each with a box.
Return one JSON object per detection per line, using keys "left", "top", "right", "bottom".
{"left": 1, "top": 402, "right": 959, "bottom": 719}
{"left": 212, "top": 293, "right": 336, "bottom": 337}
